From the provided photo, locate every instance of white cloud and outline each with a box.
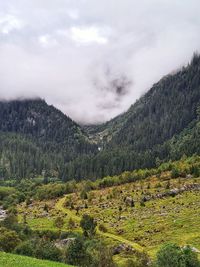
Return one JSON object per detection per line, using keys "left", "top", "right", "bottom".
{"left": 70, "top": 26, "right": 109, "bottom": 45}
{"left": 38, "top": 34, "right": 58, "bottom": 48}
{"left": 0, "top": 14, "right": 23, "bottom": 34}
{"left": 0, "top": 0, "right": 200, "bottom": 124}
{"left": 67, "top": 9, "right": 79, "bottom": 20}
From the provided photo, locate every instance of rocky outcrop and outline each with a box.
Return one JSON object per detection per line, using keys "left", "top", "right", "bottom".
{"left": 142, "top": 183, "right": 200, "bottom": 202}
{"left": 0, "top": 207, "right": 6, "bottom": 221}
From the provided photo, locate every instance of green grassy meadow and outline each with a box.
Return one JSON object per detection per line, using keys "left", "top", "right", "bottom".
{"left": 17, "top": 173, "right": 200, "bottom": 263}
{"left": 0, "top": 252, "right": 73, "bottom": 267}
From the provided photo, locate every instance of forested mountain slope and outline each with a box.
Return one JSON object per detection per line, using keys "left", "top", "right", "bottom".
{"left": 1, "top": 55, "right": 200, "bottom": 181}
{"left": 109, "top": 54, "right": 200, "bottom": 151}
{"left": 0, "top": 99, "right": 97, "bottom": 179}
{"left": 68, "top": 54, "right": 200, "bottom": 180}
{"left": 86, "top": 54, "right": 200, "bottom": 150}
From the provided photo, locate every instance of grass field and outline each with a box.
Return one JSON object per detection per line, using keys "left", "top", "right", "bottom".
{"left": 0, "top": 252, "right": 73, "bottom": 267}
{"left": 17, "top": 173, "right": 200, "bottom": 263}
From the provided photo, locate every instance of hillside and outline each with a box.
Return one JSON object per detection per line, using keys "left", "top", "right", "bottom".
{"left": 15, "top": 156, "right": 200, "bottom": 265}
{"left": 110, "top": 54, "right": 200, "bottom": 150}
{"left": 0, "top": 99, "right": 97, "bottom": 179}
{"left": 86, "top": 54, "right": 200, "bottom": 149}
{"left": 0, "top": 252, "right": 73, "bottom": 267}
{"left": 70, "top": 54, "right": 200, "bottom": 180}
{"left": 1, "top": 55, "right": 200, "bottom": 181}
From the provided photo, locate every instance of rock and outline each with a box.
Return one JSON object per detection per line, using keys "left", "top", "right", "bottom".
{"left": 113, "top": 243, "right": 133, "bottom": 255}
{"left": 0, "top": 207, "right": 6, "bottom": 221}
{"left": 191, "top": 247, "right": 200, "bottom": 253}
{"left": 124, "top": 196, "right": 135, "bottom": 207}
{"left": 55, "top": 238, "right": 75, "bottom": 249}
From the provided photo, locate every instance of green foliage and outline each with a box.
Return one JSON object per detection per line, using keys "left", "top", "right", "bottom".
{"left": 80, "top": 214, "right": 97, "bottom": 238}
{"left": 34, "top": 239, "right": 62, "bottom": 262}
{"left": 66, "top": 238, "right": 115, "bottom": 267}
{"left": 80, "top": 190, "right": 88, "bottom": 200}
{"left": 171, "top": 168, "right": 180, "bottom": 178}
{"left": 68, "top": 218, "right": 76, "bottom": 230}
{"left": 0, "top": 227, "right": 21, "bottom": 252}
{"left": 15, "top": 240, "right": 35, "bottom": 257}
{"left": 15, "top": 238, "right": 62, "bottom": 262}
{"left": 54, "top": 217, "right": 64, "bottom": 230}
{"left": 2, "top": 213, "right": 18, "bottom": 230}
{"left": 0, "top": 99, "right": 97, "bottom": 180}
{"left": 66, "top": 237, "right": 91, "bottom": 266}
{"left": 98, "top": 224, "right": 107, "bottom": 233}
{"left": 123, "top": 251, "right": 149, "bottom": 267}
{"left": 0, "top": 186, "right": 16, "bottom": 200}
{"left": 155, "top": 243, "right": 200, "bottom": 267}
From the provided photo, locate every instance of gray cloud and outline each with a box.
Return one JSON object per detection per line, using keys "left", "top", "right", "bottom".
{"left": 0, "top": 0, "right": 200, "bottom": 124}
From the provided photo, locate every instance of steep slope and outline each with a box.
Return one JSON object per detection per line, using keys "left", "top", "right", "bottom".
{"left": 1, "top": 55, "right": 200, "bottom": 181}
{"left": 0, "top": 99, "right": 97, "bottom": 179}
{"left": 110, "top": 54, "right": 200, "bottom": 151}
{"left": 86, "top": 54, "right": 200, "bottom": 150}
{"left": 69, "top": 54, "right": 200, "bottom": 180}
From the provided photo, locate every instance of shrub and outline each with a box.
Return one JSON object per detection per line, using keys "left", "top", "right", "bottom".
{"left": 68, "top": 218, "right": 76, "bottom": 230}
{"left": 0, "top": 227, "right": 21, "bottom": 252}
{"left": 156, "top": 243, "right": 200, "bottom": 267}
{"left": 66, "top": 237, "right": 91, "bottom": 266}
{"left": 15, "top": 238, "right": 62, "bottom": 262}
{"left": 98, "top": 224, "right": 107, "bottom": 233}
{"left": 34, "top": 239, "right": 62, "bottom": 262}
{"left": 15, "top": 240, "right": 35, "bottom": 257}
{"left": 171, "top": 168, "right": 180, "bottom": 178}
{"left": 80, "top": 214, "right": 97, "bottom": 238}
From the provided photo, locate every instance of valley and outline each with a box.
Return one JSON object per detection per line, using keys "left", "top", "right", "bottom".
{"left": 1, "top": 1, "right": 200, "bottom": 266}
{"left": 0, "top": 55, "right": 200, "bottom": 266}
{"left": 14, "top": 156, "right": 200, "bottom": 265}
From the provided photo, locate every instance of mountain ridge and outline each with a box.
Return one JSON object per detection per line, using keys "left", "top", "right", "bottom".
{"left": 0, "top": 53, "right": 200, "bottom": 180}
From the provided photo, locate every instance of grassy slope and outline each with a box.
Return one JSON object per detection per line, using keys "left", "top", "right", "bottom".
{"left": 17, "top": 170, "right": 200, "bottom": 263}
{"left": 56, "top": 196, "right": 143, "bottom": 252}
{"left": 0, "top": 252, "right": 72, "bottom": 267}
{"left": 55, "top": 178, "right": 200, "bottom": 257}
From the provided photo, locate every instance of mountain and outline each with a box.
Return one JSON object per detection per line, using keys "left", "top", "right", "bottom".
{"left": 109, "top": 54, "right": 200, "bottom": 151}
{"left": 0, "top": 99, "right": 97, "bottom": 179}
{"left": 1, "top": 54, "right": 200, "bottom": 181}
{"left": 87, "top": 54, "right": 200, "bottom": 149}
{"left": 71, "top": 53, "right": 200, "bottom": 180}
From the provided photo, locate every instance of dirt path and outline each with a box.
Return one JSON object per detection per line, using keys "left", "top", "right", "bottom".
{"left": 55, "top": 196, "right": 143, "bottom": 252}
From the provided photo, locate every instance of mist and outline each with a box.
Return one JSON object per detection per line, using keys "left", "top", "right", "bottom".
{"left": 0, "top": 0, "right": 200, "bottom": 124}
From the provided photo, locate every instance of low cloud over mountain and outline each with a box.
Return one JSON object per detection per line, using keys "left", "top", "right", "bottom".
{"left": 0, "top": 0, "right": 200, "bottom": 123}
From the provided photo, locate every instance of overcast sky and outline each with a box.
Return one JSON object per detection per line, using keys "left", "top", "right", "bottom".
{"left": 0, "top": 0, "right": 200, "bottom": 124}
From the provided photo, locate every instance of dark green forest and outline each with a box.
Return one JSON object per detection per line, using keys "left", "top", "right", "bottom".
{"left": 0, "top": 99, "right": 97, "bottom": 179}
{"left": 0, "top": 54, "right": 200, "bottom": 181}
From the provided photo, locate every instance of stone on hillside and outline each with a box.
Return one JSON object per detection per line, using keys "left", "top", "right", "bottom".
{"left": 55, "top": 238, "right": 75, "bottom": 249}
{"left": 0, "top": 207, "right": 6, "bottom": 221}
{"left": 124, "top": 196, "right": 135, "bottom": 207}
{"left": 113, "top": 243, "right": 134, "bottom": 255}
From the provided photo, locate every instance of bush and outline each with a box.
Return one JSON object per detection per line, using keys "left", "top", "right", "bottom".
{"left": 156, "top": 243, "right": 200, "bottom": 267}
{"left": 15, "top": 238, "right": 62, "bottom": 262}
{"left": 80, "top": 214, "right": 97, "bottom": 238}
{"left": 0, "top": 187, "right": 16, "bottom": 200}
{"left": 0, "top": 227, "right": 21, "bottom": 252}
{"left": 171, "top": 168, "right": 180, "bottom": 178}
{"left": 15, "top": 240, "right": 35, "bottom": 257}
{"left": 98, "top": 224, "right": 107, "bottom": 233}
{"left": 66, "top": 237, "right": 91, "bottom": 266}
{"left": 34, "top": 239, "right": 62, "bottom": 262}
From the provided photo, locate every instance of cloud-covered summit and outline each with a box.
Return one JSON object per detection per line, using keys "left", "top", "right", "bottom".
{"left": 0, "top": 0, "right": 200, "bottom": 124}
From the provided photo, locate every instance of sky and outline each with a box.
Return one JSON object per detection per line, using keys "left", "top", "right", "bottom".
{"left": 0, "top": 0, "right": 200, "bottom": 124}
